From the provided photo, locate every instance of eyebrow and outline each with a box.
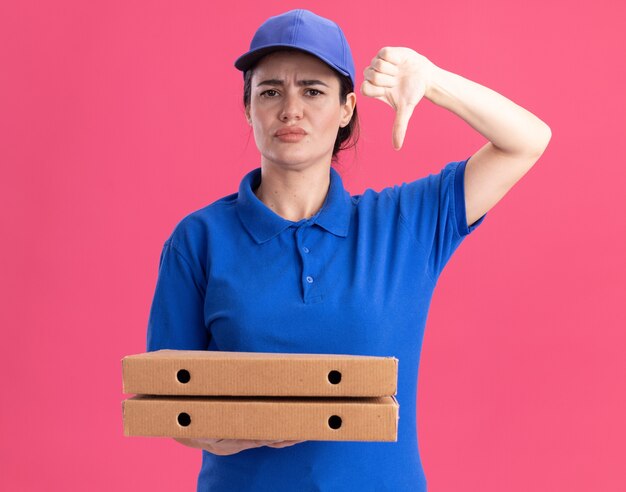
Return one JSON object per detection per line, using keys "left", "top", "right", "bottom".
{"left": 256, "top": 79, "right": 330, "bottom": 88}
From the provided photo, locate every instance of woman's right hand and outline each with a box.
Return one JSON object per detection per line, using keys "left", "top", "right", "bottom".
{"left": 173, "top": 437, "right": 306, "bottom": 456}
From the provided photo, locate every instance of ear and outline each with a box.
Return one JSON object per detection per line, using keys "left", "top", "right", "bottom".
{"left": 245, "top": 105, "right": 251, "bottom": 125}
{"left": 339, "top": 92, "right": 357, "bottom": 128}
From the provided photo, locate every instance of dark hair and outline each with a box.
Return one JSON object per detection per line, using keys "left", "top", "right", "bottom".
{"left": 243, "top": 51, "right": 359, "bottom": 164}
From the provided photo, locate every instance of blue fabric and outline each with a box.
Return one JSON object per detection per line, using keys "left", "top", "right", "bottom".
{"left": 147, "top": 156, "right": 486, "bottom": 491}
{"left": 234, "top": 9, "right": 356, "bottom": 88}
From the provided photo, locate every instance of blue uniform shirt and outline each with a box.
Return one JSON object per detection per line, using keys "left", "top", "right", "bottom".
{"left": 147, "top": 156, "right": 486, "bottom": 491}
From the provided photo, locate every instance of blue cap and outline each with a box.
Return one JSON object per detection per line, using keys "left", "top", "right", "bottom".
{"left": 234, "top": 9, "right": 355, "bottom": 88}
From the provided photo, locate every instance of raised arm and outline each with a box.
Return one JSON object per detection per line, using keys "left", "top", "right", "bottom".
{"left": 361, "top": 47, "right": 551, "bottom": 225}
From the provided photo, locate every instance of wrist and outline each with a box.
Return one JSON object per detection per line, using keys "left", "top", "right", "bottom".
{"left": 425, "top": 65, "right": 450, "bottom": 104}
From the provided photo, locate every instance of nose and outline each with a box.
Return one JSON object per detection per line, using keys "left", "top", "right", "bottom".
{"left": 279, "top": 92, "right": 303, "bottom": 122}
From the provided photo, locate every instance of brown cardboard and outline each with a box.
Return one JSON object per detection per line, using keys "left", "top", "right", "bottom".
{"left": 122, "top": 350, "right": 398, "bottom": 397}
{"left": 122, "top": 395, "right": 399, "bottom": 441}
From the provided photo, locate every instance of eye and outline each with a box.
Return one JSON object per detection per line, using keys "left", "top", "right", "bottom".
{"left": 306, "top": 89, "right": 323, "bottom": 96}
{"left": 260, "top": 89, "right": 279, "bottom": 97}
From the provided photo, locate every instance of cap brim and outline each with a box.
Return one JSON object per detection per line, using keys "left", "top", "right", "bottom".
{"left": 234, "top": 44, "right": 350, "bottom": 79}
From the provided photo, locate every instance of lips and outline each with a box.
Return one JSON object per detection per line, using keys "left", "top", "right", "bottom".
{"left": 275, "top": 126, "right": 307, "bottom": 136}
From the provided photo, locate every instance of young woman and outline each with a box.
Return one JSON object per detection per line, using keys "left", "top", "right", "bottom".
{"left": 146, "top": 9, "right": 551, "bottom": 491}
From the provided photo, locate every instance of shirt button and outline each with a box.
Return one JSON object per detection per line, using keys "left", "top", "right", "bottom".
{"left": 303, "top": 247, "right": 310, "bottom": 253}
{"left": 306, "top": 276, "right": 314, "bottom": 283}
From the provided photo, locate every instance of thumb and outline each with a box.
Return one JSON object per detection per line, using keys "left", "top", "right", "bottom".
{"left": 392, "top": 103, "right": 416, "bottom": 150}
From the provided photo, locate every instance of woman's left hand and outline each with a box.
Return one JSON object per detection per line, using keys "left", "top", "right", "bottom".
{"left": 361, "top": 47, "right": 437, "bottom": 150}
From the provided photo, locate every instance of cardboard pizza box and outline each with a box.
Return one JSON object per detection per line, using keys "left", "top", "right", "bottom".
{"left": 122, "top": 350, "right": 398, "bottom": 397}
{"left": 122, "top": 394, "right": 399, "bottom": 442}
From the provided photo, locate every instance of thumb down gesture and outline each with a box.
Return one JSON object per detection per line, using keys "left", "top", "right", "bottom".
{"left": 361, "top": 47, "right": 436, "bottom": 150}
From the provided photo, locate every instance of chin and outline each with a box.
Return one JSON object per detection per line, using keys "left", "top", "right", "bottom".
{"left": 263, "top": 151, "right": 319, "bottom": 168}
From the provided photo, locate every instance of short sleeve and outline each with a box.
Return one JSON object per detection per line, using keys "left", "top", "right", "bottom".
{"left": 146, "top": 239, "right": 211, "bottom": 351}
{"left": 394, "top": 156, "right": 486, "bottom": 280}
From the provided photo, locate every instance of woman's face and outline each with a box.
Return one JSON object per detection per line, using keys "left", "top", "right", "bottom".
{"left": 245, "top": 50, "right": 356, "bottom": 170}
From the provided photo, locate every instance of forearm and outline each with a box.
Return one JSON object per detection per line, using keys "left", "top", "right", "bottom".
{"left": 425, "top": 66, "right": 551, "bottom": 155}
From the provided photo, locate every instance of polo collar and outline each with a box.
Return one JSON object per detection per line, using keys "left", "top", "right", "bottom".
{"left": 236, "top": 166, "right": 352, "bottom": 244}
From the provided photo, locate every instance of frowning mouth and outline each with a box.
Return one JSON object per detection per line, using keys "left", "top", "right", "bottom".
{"left": 275, "top": 126, "right": 307, "bottom": 143}
{"left": 275, "top": 126, "right": 307, "bottom": 136}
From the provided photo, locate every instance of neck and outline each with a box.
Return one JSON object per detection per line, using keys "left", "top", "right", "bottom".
{"left": 254, "top": 163, "right": 331, "bottom": 222}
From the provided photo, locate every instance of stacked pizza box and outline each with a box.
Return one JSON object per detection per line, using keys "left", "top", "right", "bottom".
{"left": 122, "top": 350, "right": 399, "bottom": 442}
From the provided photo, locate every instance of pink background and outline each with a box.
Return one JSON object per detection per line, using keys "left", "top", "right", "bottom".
{"left": 2, "top": 0, "right": 625, "bottom": 490}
